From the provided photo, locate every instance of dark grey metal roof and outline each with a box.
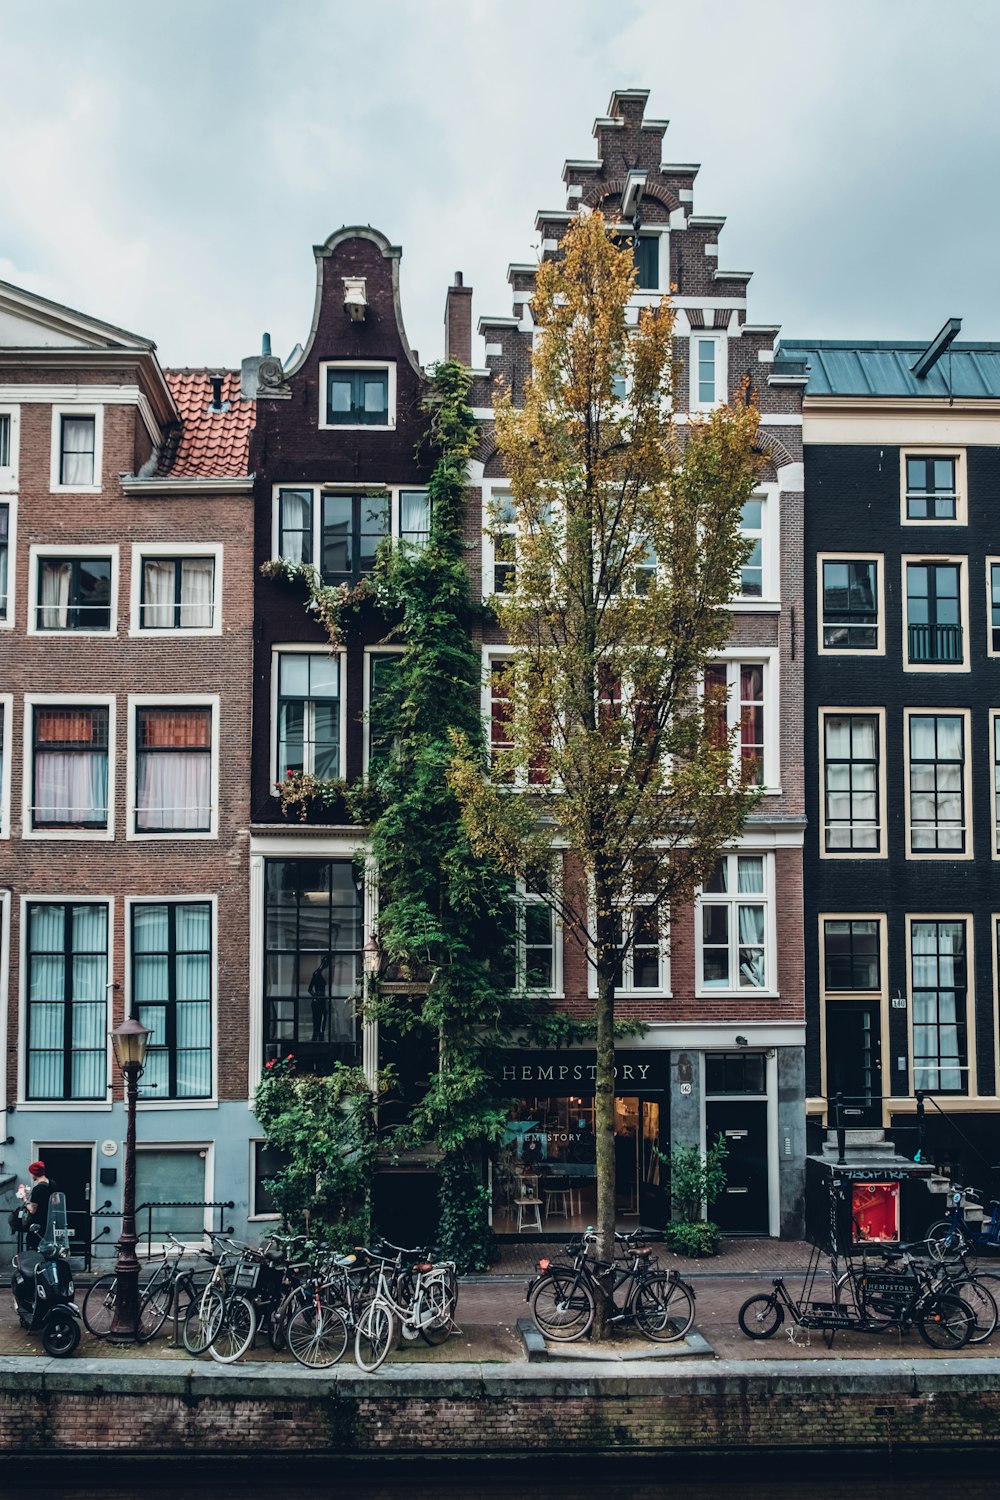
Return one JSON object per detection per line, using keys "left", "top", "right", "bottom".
{"left": 776, "top": 340, "right": 1000, "bottom": 399}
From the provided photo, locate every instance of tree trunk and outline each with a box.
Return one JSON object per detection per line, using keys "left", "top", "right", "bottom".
{"left": 592, "top": 893, "right": 617, "bottom": 1340}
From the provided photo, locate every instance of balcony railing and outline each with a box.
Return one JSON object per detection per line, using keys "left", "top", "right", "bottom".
{"left": 908, "top": 622, "right": 963, "bottom": 664}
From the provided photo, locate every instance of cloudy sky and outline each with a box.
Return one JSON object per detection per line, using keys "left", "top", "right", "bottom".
{"left": 3, "top": 0, "right": 998, "bottom": 370}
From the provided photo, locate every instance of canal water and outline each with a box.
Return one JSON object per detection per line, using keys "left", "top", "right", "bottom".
{"left": 23, "top": 1478, "right": 997, "bottom": 1499}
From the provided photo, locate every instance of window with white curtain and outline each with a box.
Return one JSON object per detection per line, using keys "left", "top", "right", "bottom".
{"left": 823, "top": 713, "right": 881, "bottom": 853}
{"left": 59, "top": 416, "right": 96, "bottom": 486}
{"left": 36, "top": 555, "right": 112, "bottom": 631}
{"left": 131, "top": 902, "right": 212, "bottom": 1099}
{"left": 911, "top": 919, "right": 968, "bottom": 1094}
{"left": 698, "top": 853, "right": 770, "bottom": 992}
{"left": 32, "top": 705, "right": 109, "bottom": 829}
{"left": 399, "top": 489, "right": 431, "bottom": 550}
{"left": 277, "top": 489, "right": 313, "bottom": 564}
{"left": 135, "top": 706, "right": 213, "bottom": 833}
{"left": 26, "top": 902, "right": 108, "bottom": 1100}
{"left": 276, "top": 653, "right": 340, "bottom": 780}
{"left": 139, "top": 557, "right": 216, "bottom": 630}
{"left": 908, "top": 713, "right": 966, "bottom": 853}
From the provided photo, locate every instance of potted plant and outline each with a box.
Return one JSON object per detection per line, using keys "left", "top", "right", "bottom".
{"left": 658, "top": 1133, "right": 729, "bottom": 1258}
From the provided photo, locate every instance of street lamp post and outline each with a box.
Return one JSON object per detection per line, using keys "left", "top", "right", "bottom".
{"left": 110, "top": 1016, "right": 151, "bottom": 1340}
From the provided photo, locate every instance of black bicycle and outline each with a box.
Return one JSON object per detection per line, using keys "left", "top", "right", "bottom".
{"left": 527, "top": 1228, "right": 695, "bottom": 1343}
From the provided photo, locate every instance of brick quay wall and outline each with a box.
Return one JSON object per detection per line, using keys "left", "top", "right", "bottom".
{"left": 2, "top": 1359, "right": 1000, "bottom": 1461}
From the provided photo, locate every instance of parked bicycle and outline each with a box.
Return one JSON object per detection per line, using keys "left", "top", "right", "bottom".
{"left": 527, "top": 1228, "right": 695, "bottom": 1344}
{"left": 926, "top": 1186, "right": 1000, "bottom": 1265}
{"left": 83, "top": 1232, "right": 210, "bottom": 1343}
{"left": 353, "top": 1242, "right": 458, "bottom": 1373}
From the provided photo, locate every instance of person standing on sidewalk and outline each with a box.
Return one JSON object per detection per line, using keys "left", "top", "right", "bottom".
{"left": 25, "top": 1161, "right": 54, "bottom": 1243}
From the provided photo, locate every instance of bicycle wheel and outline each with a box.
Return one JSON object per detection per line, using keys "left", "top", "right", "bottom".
{"left": 926, "top": 1220, "right": 975, "bottom": 1264}
{"left": 135, "top": 1264, "right": 173, "bottom": 1342}
{"left": 738, "top": 1294, "right": 784, "bottom": 1340}
{"left": 418, "top": 1277, "right": 456, "bottom": 1347}
{"left": 355, "top": 1301, "right": 394, "bottom": 1373}
{"left": 82, "top": 1274, "right": 118, "bottom": 1338}
{"left": 918, "top": 1292, "right": 974, "bottom": 1349}
{"left": 209, "top": 1293, "right": 257, "bottom": 1364}
{"left": 634, "top": 1273, "right": 695, "bottom": 1343}
{"left": 953, "top": 1277, "right": 997, "bottom": 1344}
{"left": 183, "top": 1285, "right": 224, "bottom": 1356}
{"left": 287, "top": 1297, "right": 349, "bottom": 1369}
{"left": 529, "top": 1268, "right": 595, "bottom": 1342}
{"left": 270, "top": 1285, "right": 309, "bottom": 1353}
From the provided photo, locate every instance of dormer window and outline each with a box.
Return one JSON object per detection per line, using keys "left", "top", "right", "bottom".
{"left": 321, "top": 364, "right": 394, "bottom": 429}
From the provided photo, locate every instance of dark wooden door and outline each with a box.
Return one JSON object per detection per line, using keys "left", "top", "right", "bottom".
{"left": 705, "top": 1101, "right": 769, "bottom": 1233}
{"left": 826, "top": 1001, "right": 881, "bottom": 1128}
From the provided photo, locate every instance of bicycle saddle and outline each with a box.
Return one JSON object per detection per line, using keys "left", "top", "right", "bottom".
{"left": 335, "top": 1254, "right": 356, "bottom": 1267}
{"left": 413, "top": 1262, "right": 434, "bottom": 1274}
{"left": 635, "top": 1246, "right": 653, "bottom": 1259}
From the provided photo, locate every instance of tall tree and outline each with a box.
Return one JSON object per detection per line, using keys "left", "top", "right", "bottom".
{"left": 451, "top": 210, "right": 764, "bottom": 1303}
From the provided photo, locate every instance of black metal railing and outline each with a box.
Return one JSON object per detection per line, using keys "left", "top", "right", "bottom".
{"left": 908, "top": 622, "right": 962, "bottom": 663}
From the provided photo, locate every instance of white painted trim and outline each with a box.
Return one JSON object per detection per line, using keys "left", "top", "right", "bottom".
{"left": 133, "top": 1140, "right": 215, "bottom": 1239}
{"left": 899, "top": 447, "right": 967, "bottom": 527}
{"left": 802, "top": 411, "right": 1000, "bottom": 446}
{"left": 694, "top": 850, "right": 777, "bottom": 999}
{"left": 26, "top": 543, "right": 119, "bottom": 638}
{"left": 905, "top": 913, "right": 976, "bottom": 1098}
{"left": 0, "top": 385, "right": 159, "bottom": 446}
{"left": 817, "top": 911, "right": 890, "bottom": 1124}
{"left": 49, "top": 404, "right": 104, "bottom": 494}
{"left": 318, "top": 360, "right": 396, "bottom": 432}
{"left": 124, "top": 893, "right": 218, "bottom": 1106}
{"left": 0, "top": 495, "right": 16, "bottom": 630}
{"left": 818, "top": 707, "right": 888, "bottom": 860}
{"left": 903, "top": 706, "right": 973, "bottom": 861}
{"left": 18, "top": 893, "right": 114, "bottom": 1106}
{"left": 986, "top": 558, "right": 1000, "bottom": 661}
{"left": 0, "top": 889, "right": 9, "bottom": 1128}
{"left": 22, "top": 692, "right": 116, "bottom": 841}
{"left": 900, "top": 553, "right": 970, "bottom": 674}
{"left": 816, "top": 552, "right": 885, "bottom": 657}
{"left": 689, "top": 331, "right": 727, "bottom": 410}
{"left": 706, "top": 648, "right": 780, "bottom": 792}
{"left": 736, "top": 484, "right": 779, "bottom": 606}
{"left": 0, "top": 405, "right": 20, "bottom": 492}
{"left": 125, "top": 693, "right": 220, "bottom": 841}
{"left": 269, "top": 644, "right": 347, "bottom": 789}
{"left": 128, "top": 543, "right": 223, "bottom": 637}
{"left": 248, "top": 855, "right": 265, "bottom": 1096}
{"left": 0, "top": 694, "right": 11, "bottom": 840}
{"left": 991, "top": 710, "right": 1000, "bottom": 860}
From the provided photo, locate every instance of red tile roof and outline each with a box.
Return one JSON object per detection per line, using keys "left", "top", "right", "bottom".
{"left": 159, "top": 369, "right": 254, "bottom": 478}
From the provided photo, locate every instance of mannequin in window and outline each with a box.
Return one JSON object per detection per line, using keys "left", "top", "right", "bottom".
{"left": 308, "top": 955, "right": 331, "bottom": 1042}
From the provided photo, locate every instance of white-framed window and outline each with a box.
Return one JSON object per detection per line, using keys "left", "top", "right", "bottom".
{"left": 50, "top": 406, "right": 103, "bottom": 493}
{"left": 817, "top": 554, "right": 884, "bottom": 654}
{"left": 22, "top": 898, "right": 110, "bottom": 1101}
{"left": 23, "top": 694, "right": 116, "bottom": 841}
{"left": 0, "top": 693, "right": 11, "bottom": 839}
{"left": 128, "top": 897, "right": 215, "bottom": 1101}
{"left": 271, "top": 647, "right": 345, "bottom": 787}
{"left": 702, "top": 652, "right": 777, "bottom": 790}
{"left": 900, "top": 449, "right": 966, "bottom": 526}
{"left": 318, "top": 361, "right": 396, "bottom": 431}
{"left": 738, "top": 494, "right": 764, "bottom": 599}
{"left": 0, "top": 497, "right": 11, "bottom": 628}
{"left": 27, "top": 544, "right": 117, "bottom": 636}
{"left": 991, "top": 710, "right": 1000, "bottom": 858}
{"left": 127, "top": 694, "right": 219, "bottom": 840}
{"left": 689, "top": 333, "right": 726, "bottom": 410}
{"left": 904, "top": 709, "right": 971, "bottom": 859}
{"left": 821, "top": 916, "right": 884, "bottom": 994}
{"left": 484, "top": 488, "right": 517, "bottom": 598}
{"left": 484, "top": 648, "right": 552, "bottom": 788}
{"left": 364, "top": 648, "right": 404, "bottom": 772}
{"left": 507, "top": 872, "right": 561, "bottom": 996}
{"left": 902, "top": 556, "right": 968, "bottom": 671}
{"left": 819, "top": 709, "right": 886, "bottom": 858}
{"left": 134, "top": 1146, "right": 213, "bottom": 1241}
{"left": 696, "top": 851, "right": 773, "bottom": 995}
{"left": 986, "top": 559, "right": 1000, "bottom": 658}
{"left": 130, "top": 544, "right": 222, "bottom": 635}
{"left": 272, "top": 485, "right": 427, "bottom": 579}
{"left": 0, "top": 406, "right": 20, "bottom": 491}
{"left": 613, "top": 863, "right": 668, "bottom": 995}
{"left": 907, "top": 916, "right": 970, "bottom": 1095}
{"left": 250, "top": 1139, "right": 290, "bottom": 1220}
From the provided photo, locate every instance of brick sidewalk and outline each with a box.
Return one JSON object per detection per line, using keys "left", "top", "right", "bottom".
{"left": 478, "top": 1236, "right": 816, "bottom": 1278}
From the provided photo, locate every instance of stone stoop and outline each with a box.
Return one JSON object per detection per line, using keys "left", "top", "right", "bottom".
{"left": 821, "top": 1129, "right": 901, "bottom": 1162}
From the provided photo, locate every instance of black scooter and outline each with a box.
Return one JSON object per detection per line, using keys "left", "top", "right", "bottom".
{"left": 11, "top": 1191, "right": 81, "bottom": 1356}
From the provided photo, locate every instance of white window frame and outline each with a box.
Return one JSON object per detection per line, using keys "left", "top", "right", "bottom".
{"left": 818, "top": 911, "right": 888, "bottom": 1122}
{"left": 903, "top": 707, "right": 972, "bottom": 861}
{"left": 614, "top": 224, "right": 670, "bottom": 298}
{"left": 50, "top": 405, "right": 103, "bottom": 494}
{"left": 22, "top": 692, "right": 116, "bottom": 842}
{"left": 991, "top": 709, "right": 1000, "bottom": 859}
{"left": 735, "top": 488, "right": 775, "bottom": 606}
{"left": 133, "top": 1141, "right": 215, "bottom": 1247}
{"left": 818, "top": 707, "right": 887, "bottom": 860}
{"left": 986, "top": 557, "right": 1000, "bottom": 660}
{"left": 125, "top": 894, "right": 219, "bottom": 1109}
{"left": 249, "top": 1139, "right": 282, "bottom": 1222}
{"left": 27, "top": 543, "right": 119, "bottom": 638}
{"left": 703, "top": 650, "right": 779, "bottom": 793}
{"left": 318, "top": 361, "right": 396, "bottom": 432}
{"left": 129, "top": 543, "right": 223, "bottom": 637}
{"left": 269, "top": 645, "right": 347, "bottom": 789}
{"left": 905, "top": 913, "right": 975, "bottom": 1098}
{"left": 816, "top": 553, "right": 885, "bottom": 656}
{"left": 17, "top": 893, "right": 114, "bottom": 1111}
{"left": 0, "top": 495, "right": 16, "bottom": 630}
{"left": 126, "top": 693, "right": 220, "bottom": 842}
{"left": 512, "top": 875, "right": 564, "bottom": 998}
{"left": 363, "top": 646, "right": 405, "bottom": 773}
{"left": 899, "top": 448, "right": 966, "bottom": 527}
{"left": 901, "top": 554, "right": 970, "bottom": 674}
{"left": 689, "top": 332, "right": 727, "bottom": 411}
{"left": 270, "top": 484, "right": 427, "bottom": 567}
{"left": 695, "top": 850, "right": 776, "bottom": 998}
{"left": 482, "top": 483, "right": 517, "bottom": 602}
{"left": 0, "top": 405, "right": 20, "bottom": 492}
{"left": 0, "top": 692, "right": 11, "bottom": 839}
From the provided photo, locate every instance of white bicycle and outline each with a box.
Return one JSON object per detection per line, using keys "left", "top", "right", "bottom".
{"left": 353, "top": 1244, "right": 457, "bottom": 1373}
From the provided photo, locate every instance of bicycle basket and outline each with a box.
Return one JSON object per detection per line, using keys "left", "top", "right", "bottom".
{"left": 234, "top": 1260, "right": 261, "bottom": 1293}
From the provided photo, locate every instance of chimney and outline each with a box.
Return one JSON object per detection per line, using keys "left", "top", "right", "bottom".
{"left": 444, "top": 271, "right": 473, "bottom": 366}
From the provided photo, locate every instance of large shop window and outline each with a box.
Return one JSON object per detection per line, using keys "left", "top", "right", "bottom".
{"left": 699, "top": 853, "right": 769, "bottom": 992}
{"left": 32, "top": 705, "right": 109, "bottom": 830}
{"left": 135, "top": 706, "right": 213, "bottom": 833}
{"left": 36, "top": 555, "right": 112, "bottom": 632}
{"left": 276, "top": 653, "right": 340, "bottom": 780}
{"left": 907, "top": 713, "right": 966, "bottom": 855}
{"left": 822, "top": 713, "right": 881, "bottom": 854}
{"left": 131, "top": 902, "right": 212, "bottom": 1099}
{"left": 26, "top": 902, "right": 107, "bottom": 1100}
{"left": 264, "top": 859, "right": 363, "bottom": 1063}
{"left": 911, "top": 919, "right": 968, "bottom": 1095}
{"left": 823, "top": 919, "right": 881, "bottom": 992}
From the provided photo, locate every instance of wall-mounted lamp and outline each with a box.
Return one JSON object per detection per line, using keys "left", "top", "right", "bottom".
{"left": 343, "top": 277, "right": 368, "bottom": 322}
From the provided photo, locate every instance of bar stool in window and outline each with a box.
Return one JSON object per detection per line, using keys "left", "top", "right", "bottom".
{"left": 543, "top": 1175, "right": 571, "bottom": 1223}
{"left": 515, "top": 1174, "right": 542, "bottom": 1233}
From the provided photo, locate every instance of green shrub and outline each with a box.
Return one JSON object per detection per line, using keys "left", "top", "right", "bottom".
{"left": 663, "top": 1220, "right": 722, "bottom": 1258}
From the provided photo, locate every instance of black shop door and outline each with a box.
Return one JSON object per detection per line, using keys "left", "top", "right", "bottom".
{"left": 826, "top": 1001, "right": 881, "bottom": 1128}
{"left": 35, "top": 1146, "right": 92, "bottom": 1264}
{"left": 705, "top": 1102, "right": 769, "bottom": 1234}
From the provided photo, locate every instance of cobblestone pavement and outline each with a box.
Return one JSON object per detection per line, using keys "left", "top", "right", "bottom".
{"left": 0, "top": 1239, "right": 992, "bottom": 1365}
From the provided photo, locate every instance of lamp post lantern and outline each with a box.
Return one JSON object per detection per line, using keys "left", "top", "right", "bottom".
{"left": 110, "top": 1016, "right": 151, "bottom": 1340}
